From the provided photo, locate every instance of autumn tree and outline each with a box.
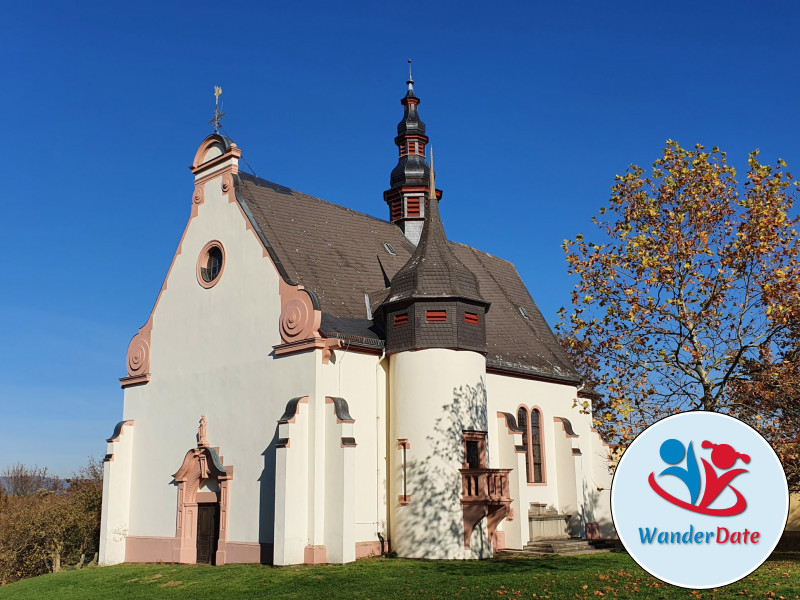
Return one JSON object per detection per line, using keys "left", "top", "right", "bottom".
{"left": 730, "top": 332, "right": 800, "bottom": 490}
{"left": 560, "top": 141, "right": 800, "bottom": 447}
{"left": 0, "top": 459, "right": 103, "bottom": 583}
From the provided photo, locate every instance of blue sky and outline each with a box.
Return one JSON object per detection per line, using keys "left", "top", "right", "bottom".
{"left": 2, "top": 1, "right": 799, "bottom": 475}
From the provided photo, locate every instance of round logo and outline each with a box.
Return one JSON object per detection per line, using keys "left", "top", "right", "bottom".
{"left": 611, "top": 411, "right": 788, "bottom": 589}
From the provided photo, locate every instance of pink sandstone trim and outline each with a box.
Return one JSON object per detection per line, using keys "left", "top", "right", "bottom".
{"left": 272, "top": 337, "right": 341, "bottom": 358}
{"left": 119, "top": 373, "right": 150, "bottom": 387}
{"left": 553, "top": 416, "right": 579, "bottom": 438}
{"left": 277, "top": 279, "right": 322, "bottom": 344}
{"left": 107, "top": 420, "right": 134, "bottom": 442}
{"left": 195, "top": 240, "right": 226, "bottom": 289}
{"left": 522, "top": 404, "right": 548, "bottom": 487}
{"left": 492, "top": 530, "right": 506, "bottom": 551}
{"left": 193, "top": 183, "right": 205, "bottom": 207}
{"left": 280, "top": 396, "right": 309, "bottom": 424}
{"left": 191, "top": 138, "right": 241, "bottom": 174}
{"left": 528, "top": 404, "right": 547, "bottom": 487}
{"left": 125, "top": 537, "right": 271, "bottom": 565}
{"left": 224, "top": 541, "right": 263, "bottom": 564}
{"left": 196, "top": 491, "right": 217, "bottom": 503}
{"left": 173, "top": 443, "right": 233, "bottom": 565}
{"left": 125, "top": 536, "right": 176, "bottom": 563}
{"left": 325, "top": 397, "right": 355, "bottom": 424}
{"left": 222, "top": 173, "right": 234, "bottom": 199}
{"left": 497, "top": 411, "right": 522, "bottom": 436}
{"left": 303, "top": 544, "right": 327, "bottom": 565}
{"left": 355, "top": 541, "right": 382, "bottom": 559}
{"left": 191, "top": 149, "right": 242, "bottom": 176}
{"left": 121, "top": 317, "right": 153, "bottom": 388}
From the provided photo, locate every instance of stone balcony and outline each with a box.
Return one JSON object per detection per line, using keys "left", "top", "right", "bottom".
{"left": 459, "top": 468, "right": 512, "bottom": 551}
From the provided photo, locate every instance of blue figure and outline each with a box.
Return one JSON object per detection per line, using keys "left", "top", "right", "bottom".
{"left": 658, "top": 439, "right": 701, "bottom": 505}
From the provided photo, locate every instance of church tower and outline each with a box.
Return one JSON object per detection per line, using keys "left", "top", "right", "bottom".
{"left": 383, "top": 63, "right": 434, "bottom": 245}
{"left": 381, "top": 87, "right": 510, "bottom": 557}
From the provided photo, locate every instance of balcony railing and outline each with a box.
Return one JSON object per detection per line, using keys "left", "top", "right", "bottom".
{"left": 460, "top": 468, "right": 511, "bottom": 504}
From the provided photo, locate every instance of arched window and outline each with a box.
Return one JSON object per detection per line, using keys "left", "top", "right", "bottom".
{"left": 516, "top": 406, "right": 544, "bottom": 484}
{"left": 530, "top": 409, "right": 543, "bottom": 483}
{"left": 517, "top": 407, "right": 531, "bottom": 483}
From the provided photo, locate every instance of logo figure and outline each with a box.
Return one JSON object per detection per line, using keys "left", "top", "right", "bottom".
{"left": 648, "top": 438, "right": 750, "bottom": 516}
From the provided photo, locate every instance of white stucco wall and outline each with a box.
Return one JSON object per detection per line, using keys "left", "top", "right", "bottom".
{"left": 486, "top": 373, "right": 611, "bottom": 546}
{"left": 317, "top": 350, "right": 387, "bottom": 548}
{"left": 99, "top": 423, "right": 135, "bottom": 564}
{"left": 119, "top": 161, "right": 316, "bottom": 553}
{"left": 589, "top": 429, "right": 614, "bottom": 537}
{"left": 388, "top": 349, "right": 490, "bottom": 559}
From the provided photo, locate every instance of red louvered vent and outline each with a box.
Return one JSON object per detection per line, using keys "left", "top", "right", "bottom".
{"left": 426, "top": 310, "right": 447, "bottom": 323}
{"left": 464, "top": 312, "right": 479, "bottom": 325}
{"left": 394, "top": 314, "right": 409, "bottom": 326}
{"left": 390, "top": 201, "right": 402, "bottom": 221}
{"left": 406, "top": 197, "right": 421, "bottom": 217}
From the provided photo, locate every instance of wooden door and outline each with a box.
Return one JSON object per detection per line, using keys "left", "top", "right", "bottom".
{"left": 196, "top": 503, "right": 220, "bottom": 565}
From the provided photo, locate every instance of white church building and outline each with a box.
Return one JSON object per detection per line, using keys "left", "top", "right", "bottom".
{"left": 99, "top": 76, "right": 613, "bottom": 567}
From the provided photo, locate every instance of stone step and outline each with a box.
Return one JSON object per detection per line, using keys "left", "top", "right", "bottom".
{"left": 522, "top": 538, "right": 612, "bottom": 555}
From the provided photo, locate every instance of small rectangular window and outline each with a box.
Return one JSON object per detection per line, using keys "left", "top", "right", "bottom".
{"left": 466, "top": 441, "right": 480, "bottom": 470}
{"left": 390, "top": 201, "right": 402, "bottom": 221}
{"left": 394, "top": 314, "right": 409, "bottom": 326}
{"left": 426, "top": 310, "right": 447, "bottom": 323}
{"left": 464, "top": 312, "right": 479, "bottom": 325}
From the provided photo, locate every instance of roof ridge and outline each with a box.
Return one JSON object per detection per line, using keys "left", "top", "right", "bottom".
{"left": 450, "top": 241, "right": 515, "bottom": 267}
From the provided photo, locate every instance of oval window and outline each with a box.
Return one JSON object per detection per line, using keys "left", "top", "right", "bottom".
{"left": 196, "top": 241, "right": 225, "bottom": 288}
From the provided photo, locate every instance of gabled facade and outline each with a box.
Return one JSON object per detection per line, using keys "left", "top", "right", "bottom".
{"left": 99, "top": 78, "right": 613, "bottom": 567}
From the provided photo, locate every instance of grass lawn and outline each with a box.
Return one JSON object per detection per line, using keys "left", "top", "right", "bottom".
{"left": 2, "top": 552, "right": 799, "bottom": 599}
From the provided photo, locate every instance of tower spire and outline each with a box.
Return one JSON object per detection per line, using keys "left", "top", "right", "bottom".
{"left": 383, "top": 66, "right": 432, "bottom": 245}
{"left": 381, "top": 141, "right": 489, "bottom": 354}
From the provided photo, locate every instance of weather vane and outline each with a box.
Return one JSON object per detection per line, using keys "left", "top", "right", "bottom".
{"left": 210, "top": 86, "right": 225, "bottom": 133}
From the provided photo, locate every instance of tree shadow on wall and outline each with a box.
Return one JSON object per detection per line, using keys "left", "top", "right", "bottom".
{"left": 257, "top": 427, "right": 279, "bottom": 564}
{"left": 399, "top": 377, "right": 492, "bottom": 558}
{"left": 580, "top": 450, "right": 616, "bottom": 541}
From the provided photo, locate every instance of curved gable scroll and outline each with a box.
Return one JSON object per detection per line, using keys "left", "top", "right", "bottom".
{"left": 274, "top": 280, "right": 342, "bottom": 363}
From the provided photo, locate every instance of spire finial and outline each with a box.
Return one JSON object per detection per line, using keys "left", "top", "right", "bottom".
{"left": 429, "top": 146, "right": 435, "bottom": 199}
{"left": 407, "top": 59, "right": 414, "bottom": 91}
{"left": 210, "top": 86, "right": 225, "bottom": 133}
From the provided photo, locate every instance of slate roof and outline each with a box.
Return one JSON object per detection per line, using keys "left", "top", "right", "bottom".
{"left": 234, "top": 172, "right": 580, "bottom": 384}
{"left": 387, "top": 193, "right": 485, "bottom": 306}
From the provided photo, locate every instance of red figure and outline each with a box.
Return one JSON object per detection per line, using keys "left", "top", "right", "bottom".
{"left": 698, "top": 441, "right": 750, "bottom": 509}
